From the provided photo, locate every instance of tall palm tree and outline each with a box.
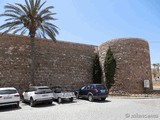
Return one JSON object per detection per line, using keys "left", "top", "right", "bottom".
{"left": 0, "top": 0, "right": 59, "bottom": 85}
{"left": 152, "top": 64, "right": 156, "bottom": 70}
{"left": 157, "top": 63, "right": 160, "bottom": 73}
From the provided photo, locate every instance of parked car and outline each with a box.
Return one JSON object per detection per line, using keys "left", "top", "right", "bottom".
{"left": 75, "top": 84, "right": 108, "bottom": 102}
{"left": 0, "top": 87, "right": 20, "bottom": 108}
{"left": 22, "top": 86, "right": 53, "bottom": 107}
{"left": 52, "top": 86, "right": 75, "bottom": 103}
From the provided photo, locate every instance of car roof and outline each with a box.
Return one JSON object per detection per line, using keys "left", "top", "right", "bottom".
{"left": 0, "top": 87, "right": 17, "bottom": 90}
{"left": 30, "top": 86, "right": 49, "bottom": 89}
{"left": 85, "top": 84, "right": 104, "bottom": 86}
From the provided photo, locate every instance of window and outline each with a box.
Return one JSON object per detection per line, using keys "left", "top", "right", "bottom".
{"left": 0, "top": 89, "right": 17, "bottom": 94}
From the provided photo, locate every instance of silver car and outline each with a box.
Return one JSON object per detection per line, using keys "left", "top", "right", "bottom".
{"left": 52, "top": 86, "right": 75, "bottom": 103}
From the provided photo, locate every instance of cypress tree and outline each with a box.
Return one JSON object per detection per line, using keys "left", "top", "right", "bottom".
{"left": 93, "top": 54, "right": 102, "bottom": 84}
{"left": 104, "top": 47, "right": 116, "bottom": 90}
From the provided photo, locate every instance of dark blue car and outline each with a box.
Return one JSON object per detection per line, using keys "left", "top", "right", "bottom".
{"left": 75, "top": 84, "right": 108, "bottom": 102}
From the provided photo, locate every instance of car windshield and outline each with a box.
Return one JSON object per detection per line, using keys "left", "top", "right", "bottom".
{"left": 96, "top": 85, "right": 105, "bottom": 89}
{"left": 0, "top": 89, "right": 17, "bottom": 94}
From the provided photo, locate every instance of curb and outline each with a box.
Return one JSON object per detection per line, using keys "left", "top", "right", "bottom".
{"left": 108, "top": 94, "right": 160, "bottom": 99}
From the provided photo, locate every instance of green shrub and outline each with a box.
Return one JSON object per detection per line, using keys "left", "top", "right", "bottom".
{"left": 104, "top": 47, "right": 116, "bottom": 90}
{"left": 92, "top": 54, "right": 102, "bottom": 84}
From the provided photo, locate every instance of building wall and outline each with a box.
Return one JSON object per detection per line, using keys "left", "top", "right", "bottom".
{"left": 0, "top": 35, "right": 153, "bottom": 94}
{"left": 98, "top": 38, "right": 153, "bottom": 94}
{"left": 0, "top": 34, "right": 97, "bottom": 93}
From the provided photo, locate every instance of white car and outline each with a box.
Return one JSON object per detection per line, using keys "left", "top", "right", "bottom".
{"left": 22, "top": 86, "right": 53, "bottom": 107}
{"left": 52, "top": 86, "right": 75, "bottom": 103}
{"left": 0, "top": 87, "right": 20, "bottom": 108}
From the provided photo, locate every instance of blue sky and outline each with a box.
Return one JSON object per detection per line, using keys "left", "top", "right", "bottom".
{"left": 0, "top": 0, "right": 159, "bottom": 64}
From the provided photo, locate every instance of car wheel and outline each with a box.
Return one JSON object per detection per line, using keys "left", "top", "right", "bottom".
{"left": 30, "top": 98, "right": 35, "bottom": 107}
{"left": 21, "top": 96, "right": 25, "bottom": 103}
{"left": 15, "top": 102, "right": 19, "bottom": 108}
{"left": 101, "top": 98, "right": 106, "bottom": 101}
{"left": 76, "top": 93, "right": 79, "bottom": 99}
{"left": 69, "top": 97, "right": 73, "bottom": 102}
{"left": 58, "top": 97, "right": 62, "bottom": 104}
{"left": 88, "top": 95, "right": 93, "bottom": 102}
{"left": 48, "top": 100, "right": 52, "bottom": 104}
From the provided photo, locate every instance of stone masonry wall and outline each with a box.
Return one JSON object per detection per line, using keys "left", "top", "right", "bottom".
{"left": 0, "top": 34, "right": 153, "bottom": 94}
{"left": 0, "top": 34, "right": 97, "bottom": 93}
{"left": 98, "top": 38, "right": 153, "bottom": 94}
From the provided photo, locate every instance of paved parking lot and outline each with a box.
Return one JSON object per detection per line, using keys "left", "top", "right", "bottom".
{"left": 0, "top": 98, "right": 160, "bottom": 120}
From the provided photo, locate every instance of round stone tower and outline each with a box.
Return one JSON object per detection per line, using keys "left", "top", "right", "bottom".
{"left": 98, "top": 38, "right": 153, "bottom": 94}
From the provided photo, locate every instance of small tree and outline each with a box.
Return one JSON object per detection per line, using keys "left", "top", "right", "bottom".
{"left": 104, "top": 47, "right": 116, "bottom": 90}
{"left": 92, "top": 54, "right": 102, "bottom": 84}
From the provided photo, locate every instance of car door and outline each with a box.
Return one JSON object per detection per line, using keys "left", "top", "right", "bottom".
{"left": 85, "top": 85, "right": 92, "bottom": 97}
{"left": 79, "top": 86, "right": 86, "bottom": 97}
{"left": 23, "top": 87, "right": 34, "bottom": 101}
{"left": 82, "top": 85, "right": 90, "bottom": 98}
{"left": 23, "top": 90, "right": 29, "bottom": 101}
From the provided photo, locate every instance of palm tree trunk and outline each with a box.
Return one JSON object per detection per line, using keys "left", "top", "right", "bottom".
{"left": 30, "top": 37, "right": 35, "bottom": 86}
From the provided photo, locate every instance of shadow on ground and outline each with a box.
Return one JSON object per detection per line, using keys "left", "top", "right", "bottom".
{"left": 0, "top": 105, "right": 22, "bottom": 112}
{"left": 78, "top": 98, "right": 111, "bottom": 103}
{"left": 21, "top": 102, "right": 56, "bottom": 108}
{"left": 53, "top": 99, "right": 78, "bottom": 105}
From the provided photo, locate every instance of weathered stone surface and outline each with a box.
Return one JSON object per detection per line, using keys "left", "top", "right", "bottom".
{"left": 0, "top": 35, "right": 152, "bottom": 94}
{"left": 0, "top": 34, "right": 97, "bottom": 93}
{"left": 98, "top": 38, "right": 153, "bottom": 94}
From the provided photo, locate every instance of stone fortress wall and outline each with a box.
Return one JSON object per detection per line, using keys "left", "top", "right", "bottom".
{"left": 0, "top": 34, "right": 97, "bottom": 93}
{"left": 0, "top": 34, "right": 152, "bottom": 94}
{"left": 99, "top": 38, "right": 153, "bottom": 94}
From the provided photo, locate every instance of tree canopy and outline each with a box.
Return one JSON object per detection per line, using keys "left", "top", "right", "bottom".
{"left": 0, "top": 0, "right": 59, "bottom": 40}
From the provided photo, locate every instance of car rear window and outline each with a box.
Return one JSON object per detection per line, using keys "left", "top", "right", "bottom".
{"left": 0, "top": 89, "right": 17, "bottom": 94}
{"left": 38, "top": 88, "right": 50, "bottom": 90}
{"left": 37, "top": 88, "right": 52, "bottom": 92}
{"left": 95, "top": 85, "right": 105, "bottom": 89}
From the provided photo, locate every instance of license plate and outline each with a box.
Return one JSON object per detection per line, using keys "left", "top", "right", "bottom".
{"left": 100, "top": 90, "right": 105, "bottom": 93}
{"left": 42, "top": 95, "right": 48, "bottom": 97}
{"left": 4, "top": 97, "right": 12, "bottom": 99}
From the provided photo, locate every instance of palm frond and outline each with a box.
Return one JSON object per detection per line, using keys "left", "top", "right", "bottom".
{"left": 1, "top": 21, "right": 22, "bottom": 34}
{"left": 42, "top": 16, "right": 55, "bottom": 21}
{"left": 29, "top": 0, "right": 34, "bottom": 10}
{"left": 5, "top": 10, "right": 23, "bottom": 16}
{"left": 44, "top": 26, "right": 56, "bottom": 41}
{"left": 44, "top": 22, "right": 59, "bottom": 35}
{"left": 41, "top": 13, "right": 56, "bottom": 18}
{"left": 12, "top": 26, "right": 25, "bottom": 34}
{"left": 21, "top": 29, "right": 27, "bottom": 35}
{"left": 38, "top": 6, "right": 54, "bottom": 16}
{"left": 5, "top": 4, "right": 24, "bottom": 13}
{"left": 25, "top": 0, "right": 31, "bottom": 12}
{"left": 0, "top": 22, "right": 14, "bottom": 30}
{"left": 38, "top": 0, "right": 46, "bottom": 11}
{"left": 0, "top": 13, "right": 19, "bottom": 18}
{"left": 15, "top": 3, "right": 28, "bottom": 15}
{"left": 5, "top": 18, "right": 16, "bottom": 22}
{"left": 35, "top": 0, "right": 41, "bottom": 8}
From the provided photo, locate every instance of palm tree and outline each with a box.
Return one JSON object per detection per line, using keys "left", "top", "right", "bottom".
{"left": 0, "top": 0, "right": 59, "bottom": 85}
{"left": 157, "top": 63, "right": 160, "bottom": 73}
{"left": 152, "top": 64, "right": 156, "bottom": 70}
